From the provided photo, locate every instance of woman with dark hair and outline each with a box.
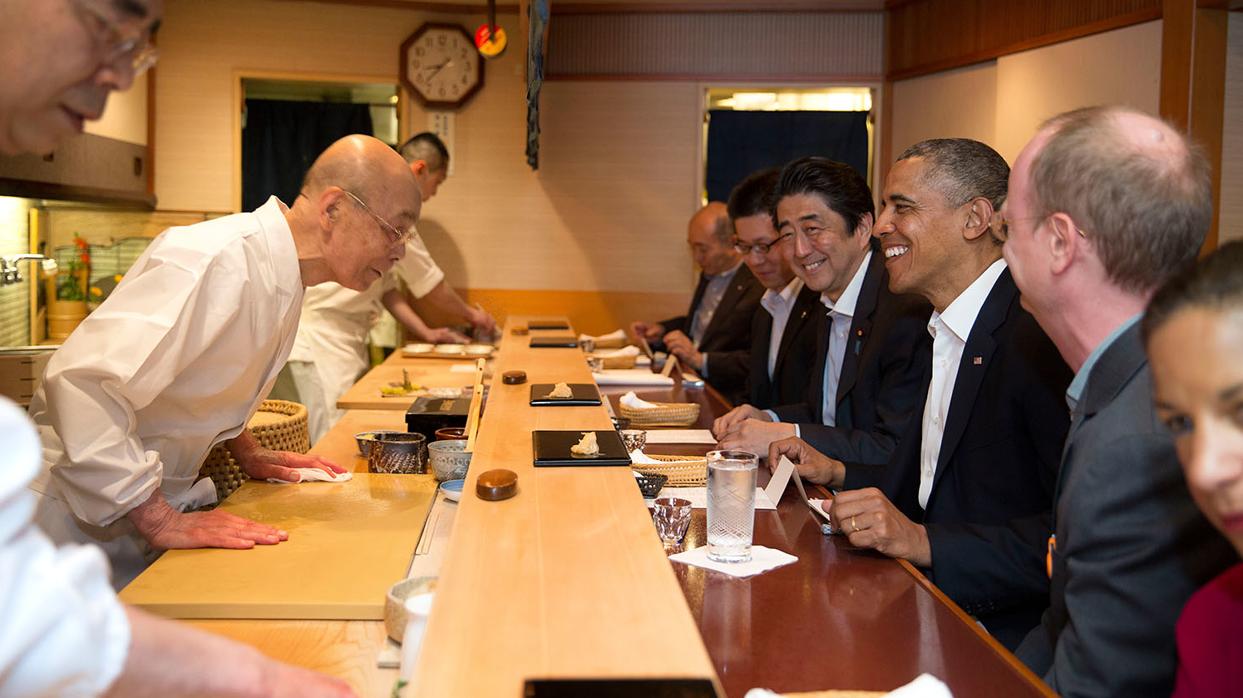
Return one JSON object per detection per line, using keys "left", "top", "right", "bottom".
{"left": 1143, "top": 240, "right": 1243, "bottom": 698}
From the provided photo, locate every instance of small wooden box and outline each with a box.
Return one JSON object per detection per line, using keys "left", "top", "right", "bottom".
{"left": 0, "top": 349, "right": 53, "bottom": 407}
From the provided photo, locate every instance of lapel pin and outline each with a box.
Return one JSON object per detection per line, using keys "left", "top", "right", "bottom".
{"left": 973, "top": 356, "right": 983, "bottom": 365}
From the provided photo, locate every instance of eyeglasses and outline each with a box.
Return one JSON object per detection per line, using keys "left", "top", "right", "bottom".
{"left": 70, "top": 0, "right": 160, "bottom": 76}
{"left": 340, "top": 189, "right": 414, "bottom": 245}
{"left": 990, "top": 210, "right": 1088, "bottom": 243}
{"left": 733, "top": 232, "right": 792, "bottom": 256}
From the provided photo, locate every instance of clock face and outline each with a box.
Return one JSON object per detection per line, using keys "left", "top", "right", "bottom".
{"left": 400, "top": 24, "right": 484, "bottom": 109}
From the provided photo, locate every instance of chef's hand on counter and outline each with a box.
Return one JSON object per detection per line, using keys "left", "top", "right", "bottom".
{"left": 227, "top": 430, "right": 346, "bottom": 483}
{"left": 467, "top": 304, "right": 498, "bottom": 338}
{"left": 662, "top": 331, "right": 704, "bottom": 372}
{"left": 127, "top": 490, "right": 289, "bottom": 550}
{"left": 422, "top": 326, "right": 470, "bottom": 344}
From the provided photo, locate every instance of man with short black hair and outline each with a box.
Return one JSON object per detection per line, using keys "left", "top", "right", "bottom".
{"left": 773, "top": 140, "right": 1072, "bottom": 649}
{"left": 715, "top": 157, "right": 930, "bottom": 466}
{"left": 1007, "top": 106, "right": 1234, "bottom": 696}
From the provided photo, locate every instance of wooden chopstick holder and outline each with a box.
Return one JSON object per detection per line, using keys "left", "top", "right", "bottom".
{"left": 464, "top": 357, "right": 486, "bottom": 452}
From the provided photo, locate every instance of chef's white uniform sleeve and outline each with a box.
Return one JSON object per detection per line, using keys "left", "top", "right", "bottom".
{"left": 0, "top": 398, "right": 130, "bottom": 697}
{"left": 394, "top": 231, "right": 445, "bottom": 299}
{"left": 38, "top": 251, "right": 243, "bottom": 527}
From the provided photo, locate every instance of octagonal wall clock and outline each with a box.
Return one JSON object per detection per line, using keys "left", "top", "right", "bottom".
{"left": 400, "top": 23, "right": 484, "bottom": 110}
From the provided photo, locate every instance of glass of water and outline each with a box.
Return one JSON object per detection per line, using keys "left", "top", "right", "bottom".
{"left": 706, "top": 450, "right": 758, "bottom": 563}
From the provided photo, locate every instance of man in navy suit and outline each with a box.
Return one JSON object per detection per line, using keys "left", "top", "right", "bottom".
{"left": 773, "top": 140, "right": 1072, "bottom": 649}
{"left": 715, "top": 158, "right": 930, "bottom": 466}
{"left": 1006, "top": 107, "right": 1234, "bottom": 695}
{"left": 704, "top": 168, "right": 822, "bottom": 410}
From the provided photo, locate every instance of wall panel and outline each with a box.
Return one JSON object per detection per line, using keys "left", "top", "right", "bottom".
{"left": 1219, "top": 12, "right": 1243, "bottom": 244}
{"left": 890, "top": 62, "right": 997, "bottom": 158}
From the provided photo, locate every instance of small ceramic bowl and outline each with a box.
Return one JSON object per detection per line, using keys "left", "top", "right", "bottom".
{"left": 434, "top": 426, "right": 467, "bottom": 441}
{"left": 355, "top": 430, "right": 407, "bottom": 457}
{"left": 440, "top": 479, "right": 465, "bottom": 502}
{"left": 384, "top": 576, "right": 437, "bottom": 642}
{"left": 428, "top": 439, "right": 472, "bottom": 481}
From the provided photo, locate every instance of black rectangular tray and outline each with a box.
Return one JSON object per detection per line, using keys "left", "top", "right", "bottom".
{"left": 529, "top": 335, "right": 578, "bottom": 348}
{"left": 530, "top": 383, "right": 602, "bottom": 406}
{"left": 528, "top": 320, "right": 571, "bottom": 330}
{"left": 532, "top": 430, "right": 632, "bottom": 467}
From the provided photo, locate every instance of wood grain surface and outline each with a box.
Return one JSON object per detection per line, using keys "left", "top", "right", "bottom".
{"left": 336, "top": 360, "right": 481, "bottom": 410}
{"left": 120, "top": 474, "right": 437, "bottom": 620}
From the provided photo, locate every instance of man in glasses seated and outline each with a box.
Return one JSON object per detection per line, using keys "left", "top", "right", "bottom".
{"left": 630, "top": 202, "right": 766, "bottom": 403}
{"left": 29, "top": 134, "right": 420, "bottom": 589}
{"left": 703, "top": 168, "right": 822, "bottom": 412}
{"left": 714, "top": 157, "right": 931, "bottom": 468}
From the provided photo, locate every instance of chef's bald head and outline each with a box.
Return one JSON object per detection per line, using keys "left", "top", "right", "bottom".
{"left": 302, "top": 134, "right": 422, "bottom": 228}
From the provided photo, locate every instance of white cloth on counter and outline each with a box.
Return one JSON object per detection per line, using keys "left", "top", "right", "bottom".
{"left": 649, "top": 487, "right": 777, "bottom": 510}
{"left": 669, "top": 545, "right": 796, "bottom": 578}
{"left": 28, "top": 196, "right": 305, "bottom": 589}
{"left": 0, "top": 397, "right": 130, "bottom": 697}
{"left": 594, "top": 370, "right": 675, "bottom": 387}
{"left": 744, "top": 673, "right": 953, "bottom": 698}
{"left": 266, "top": 469, "right": 354, "bottom": 484}
{"left": 578, "top": 329, "right": 626, "bottom": 344}
{"left": 592, "top": 345, "right": 640, "bottom": 359}
{"left": 629, "top": 450, "right": 665, "bottom": 465}
{"left": 643, "top": 429, "right": 716, "bottom": 445}
{"left": 619, "top": 391, "right": 659, "bottom": 409}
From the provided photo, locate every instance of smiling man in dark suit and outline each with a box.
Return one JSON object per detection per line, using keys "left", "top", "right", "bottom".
{"left": 630, "top": 202, "right": 765, "bottom": 402}
{"left": 703, "top": 168, "right": 822, "bottom": 410}
{"left": 773, "top": 140, "right": 1072, "bottom": 649}
{"left": 1005, "top": 107, "right": 1234, "bottom": 696}
{"left": 714, "top": 158, "right": 930, "bottom": 466}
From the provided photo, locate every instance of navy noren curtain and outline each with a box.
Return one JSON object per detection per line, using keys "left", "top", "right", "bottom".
{"left": 242, "top": 99, "right": 374, "bottom": 212}
{"left": 705, "top": 110, "right": 869, "bottom": 203}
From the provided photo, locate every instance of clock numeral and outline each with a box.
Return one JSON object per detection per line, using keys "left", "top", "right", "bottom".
{"left": 438, "top": 35, "right": 446, "bottom": 46}
{"left": 415, "top": 46, "right": 424, "bottom": 57}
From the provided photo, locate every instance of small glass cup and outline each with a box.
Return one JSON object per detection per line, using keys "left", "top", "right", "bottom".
{"left": 578, "top": 337, "right": 596, "bottom": 353}
{"left": 652, "top": 497, "right": 693, "bottom": 549}
{"left": 706, "top": 449, "right": 758, "bottom": 563}
{"left": 620, "top": 429, "right": 647, "bottom": 453}
{"left": 586, "top": 355, "right": 604, "bottom": 372}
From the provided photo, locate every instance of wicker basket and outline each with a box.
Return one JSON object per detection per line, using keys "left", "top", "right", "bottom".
{"left": 197, "top": 400, "right": 310, "bottom": 501}
{"left": 618, "top": 402, "right": 701, "bottom": 428}
{"left": 631, "top": 454, "right": 708, "bottom": 487}
{"left": 599, "top": 354, "right": 637, "bottom": 370}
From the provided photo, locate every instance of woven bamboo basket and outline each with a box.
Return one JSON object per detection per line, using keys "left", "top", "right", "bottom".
{"left": 593, "top": 335, "right": 627, "bottom": 349}
{"left": 631, "top": 454, "right": 707, "bottom": 487}
{"left": 618, "top": 401, "right": 701, "bottom": 428}
{"left": 197, "top": 400, "right": 310, "bottom": 501}
{"left": 599, "top": 354, "right": 637, "bottom": 369}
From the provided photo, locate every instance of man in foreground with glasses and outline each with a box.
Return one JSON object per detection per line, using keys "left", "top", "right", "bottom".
{"left": 714, "top": 157, "right": 930, "bottom": 467}
{"left": 771, "top": 141, "right": 1072, "bottom": 649}
{"left": 701, "top": 167, "right": 821, "bottom": 411}
{"left": 1, "top": 1, "right": 355, "bottom": 695}
{"left": 1004, "top": 106, "right": 1234, "bottom": 696}
{"left": 29, "top": 134, "right": 419, "bottom": 589}
{"left": 630, "top": 202, "right": 765, "bottom": 402}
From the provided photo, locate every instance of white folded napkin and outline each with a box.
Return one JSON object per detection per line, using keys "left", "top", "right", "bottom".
{"left": 619, "top": 391, "right": 659, "bottom": 409}
{"left": 267, "top": 469, "right": 354, "bottom": 484}
{"left": 629, "top": 449, "right": 663, "bottom": 465}
{"left": 593, "top": 369, "right": 675, "bottom": 387}
{"left": 743, "top": 673, "right": 953, "bottom": 698}
{"left": 669, "top": 545, "right": 796, "bottom": 578}
{"left": 579, "top": 329, "right": 626, "bottom": 343}
{"left": 594, "top": 345, "right": 640, "bottom": 359}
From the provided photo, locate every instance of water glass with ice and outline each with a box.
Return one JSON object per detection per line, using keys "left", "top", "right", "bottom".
{"left": 706, "top": 450, "right": 758, "bottom": 563}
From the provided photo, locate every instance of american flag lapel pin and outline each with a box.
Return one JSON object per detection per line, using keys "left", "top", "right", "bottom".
{"left": 973, "top": 356, "right": 983, "bottom": 365}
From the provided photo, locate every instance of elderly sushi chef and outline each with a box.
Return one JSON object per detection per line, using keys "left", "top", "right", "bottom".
{"left": 27, "top": 133, "right": 422, "bottom": 589}
{"left": 1, "top": 0, "right": 355, "bottom": 695}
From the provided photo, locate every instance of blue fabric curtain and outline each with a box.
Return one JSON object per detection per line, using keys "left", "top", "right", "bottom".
{"left": 705, "top": 110, "right": 869, "bottom": 203}
{"left": 242, "top": 99, "right": 374, "bottom": 212}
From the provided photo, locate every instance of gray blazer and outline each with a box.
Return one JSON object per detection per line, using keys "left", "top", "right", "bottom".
{"left": 1016, "top": 323, "right": 1234, "bottom": 697}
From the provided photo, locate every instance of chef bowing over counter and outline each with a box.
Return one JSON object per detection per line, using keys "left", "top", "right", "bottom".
{"left": 27, "top": 134, "right": 422, "bottom": 589}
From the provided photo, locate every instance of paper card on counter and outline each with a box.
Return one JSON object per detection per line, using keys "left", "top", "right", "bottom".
{"left": 649, "top": 487, "right": 776, "bottom": 510}
{"left": 449, "top": 364, "right": 478, "bottom": 373}
{"left": 660, "top": 355, "right": 678, "bottom": 377}
{"left": 763, "top": 456, "right": 796, "bottom": 506}
{"left": 643, "top": 429, "right": 715, "bottom": 445}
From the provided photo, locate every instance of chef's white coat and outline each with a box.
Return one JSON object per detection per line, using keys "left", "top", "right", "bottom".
{"left": 27, "top": 196, "right": 305, "bottom": 588}
{"left": 0, "top": 396, "right": 130, "bottom": 697}
{"left": 287, "top": 231, "right": 444, "bottom": 442}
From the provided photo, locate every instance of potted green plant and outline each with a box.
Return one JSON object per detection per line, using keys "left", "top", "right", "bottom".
{"left": 47, "top": 235, "right": 90, "bottom": 340}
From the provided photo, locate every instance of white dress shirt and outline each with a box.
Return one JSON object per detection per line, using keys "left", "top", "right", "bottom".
{"left": 917, "top": 259, "right": 1008, "bottom": 509}
{"left": 1, "top": 397, "right": 130, "bottom": 697}
{"left": 759, "top": 277, "right": 805, "bottom": 379}
{"left": 819, "top": 251, "right": 872, "bottom": 428}
{"left": 28, "top": 196, "right": 305, "bottom": 588}
{"left": 690, "top": 261, "right": 741, "bottom": 347}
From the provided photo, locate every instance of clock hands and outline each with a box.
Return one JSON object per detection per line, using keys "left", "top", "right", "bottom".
{"left": 421, "top": 59, "right": 455, "bottom": 83}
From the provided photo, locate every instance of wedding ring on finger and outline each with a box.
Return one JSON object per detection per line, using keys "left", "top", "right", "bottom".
{"left": 850, "top": 515, "right": 859, "bottom": 533}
